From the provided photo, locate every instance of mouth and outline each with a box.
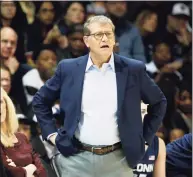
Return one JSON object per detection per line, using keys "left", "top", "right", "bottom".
{"left": 100, "top": 45, "right": 109, "bottom": 49}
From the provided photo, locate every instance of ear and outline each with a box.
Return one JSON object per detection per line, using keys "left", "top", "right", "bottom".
{"left": 83, "top": 36, "right": 90, "bottom": 48}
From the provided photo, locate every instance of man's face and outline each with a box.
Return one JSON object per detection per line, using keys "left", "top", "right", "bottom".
{"left": 65, "top": 2, "right": 85, "bottom": 25}
{"left": 106, "top": 1, "right": 127, "bottom": 18}
{"left": 0, "top": 68, "right": 11, "bottom": 94}
{"left": 1, "top": 1, "right": 16, "bottom": 20}
{"left": 168, "top": 15, "right": 188, "bottom": 32}
{"left": 83, "top": 22, "right": 115, "bottom": 58}
{"left": 154, "top": 43, "right": 171, "bottom": 66}
{"left": 0, "top": 29, "right": 17, "bottom": 59}
{"left": 69, "top": 32, "right": 86, "bottom": 55}
{"left": 38, "top": 2, "right": 55, "bottom": 25}
{"left": 36, "top": 49, "right": 57, "bottom": 81}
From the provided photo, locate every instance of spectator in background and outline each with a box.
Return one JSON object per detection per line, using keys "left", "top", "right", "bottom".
{"left": 0, "top": 88, "right": 47, "bottom": 177}
{"left": 170, "top": 82, "right": 192, "bottom": 134}
{"left": 0, "top": 64, "right": 24, "bottom": 115}
{"left": 146, "top": 40, "right": 183, "bottom": 81}
{"left": 135, "top": 10, "right": 158, "bottom": 63}
{"left": 146, "top": 41, "right": 184, "bottom": 134}
{"left": 156, "top": 3, "right": 192, "bottom": 60}
{"left": 166, "top": 133, "right": 192, "bottom": 177}
{"left": 56, "top": 24, "right": 87, "bottom": 61}
{"left": 58, "top": 2, "right": 85, "bottom": 35}
{"left": 105, "top": 1, "right": 146, "bottom": 62}
{"left": 146, "top": 41, "right": 173, "bottom": 78}
{"left": 23, "top": 45, "right": 57, "bottom": 106}
{"left": 27, "top": 1, "right": 56, "bottom": 53}
{"left": 1, "top": 65, "right": 11, "bottom": 94}
{"left": 17, "top": 114, "right": 57, "bottom": 177}
{"left": 27, "top": 1, "right": 69, "bottom": 66}
{"left": 0, "top": 27, "right": 31, "bottom": 117}
{"left": 0, "top": 0, "right": 27, "bottom": 63}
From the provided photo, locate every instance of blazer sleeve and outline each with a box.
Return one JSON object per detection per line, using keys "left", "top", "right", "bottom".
{"left": 0, "top": 145, "right": 27, "bottom": 177}
{"left": 32, "top": 62, "right": 62, "bottom": 139}
{"left": 140, "top": 64, "right": 167, "bottom": 145}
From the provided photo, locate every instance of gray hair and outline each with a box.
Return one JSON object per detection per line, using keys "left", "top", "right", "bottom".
{"left": 83, "top": 15, "right": 115, "bottom": 35}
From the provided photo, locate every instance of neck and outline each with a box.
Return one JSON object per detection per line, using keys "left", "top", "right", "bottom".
{"left": 1, "top": 18, "right": 12, "bottom": 27}
{"left": 90, "top": 52, "right": 111, "bottom": 68}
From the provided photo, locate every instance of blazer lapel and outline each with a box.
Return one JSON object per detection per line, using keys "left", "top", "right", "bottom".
{"left": 73, "top": 55, "right": 89, "bottom": 116}
{"left": 114, "top": 54, "right": 129, "bottom": 116}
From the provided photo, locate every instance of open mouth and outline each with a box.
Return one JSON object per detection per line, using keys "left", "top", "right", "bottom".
{"left": 100, "top": 45, "right": 109, "bottom": 48}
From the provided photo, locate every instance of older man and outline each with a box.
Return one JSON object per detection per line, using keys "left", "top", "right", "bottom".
{"left": 33, "top": 15, "right": 166, "bottom": 177}
{"left": 0, "top": 27, "right": 31, "bottom": 116}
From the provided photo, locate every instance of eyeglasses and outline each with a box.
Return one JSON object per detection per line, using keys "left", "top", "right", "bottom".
{"left": 86, "top": 32, "right": 114, "bottom": 40}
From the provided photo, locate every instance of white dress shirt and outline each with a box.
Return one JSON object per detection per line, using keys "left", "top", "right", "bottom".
{"left": 75, "top": 54, "right": 120, "bottom": 145}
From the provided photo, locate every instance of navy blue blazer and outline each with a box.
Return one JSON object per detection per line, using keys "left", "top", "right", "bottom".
{"left": 32, "top": 53, "right": 167, "bottom": 168}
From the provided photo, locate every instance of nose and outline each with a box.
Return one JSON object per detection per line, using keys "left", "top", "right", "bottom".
{"left": 101, "top": 33, "right": 108, "bottom": 42}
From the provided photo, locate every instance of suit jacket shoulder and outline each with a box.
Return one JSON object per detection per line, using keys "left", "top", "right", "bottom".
{"left": 115, "top": 54, "right": 145, "bottom": 73}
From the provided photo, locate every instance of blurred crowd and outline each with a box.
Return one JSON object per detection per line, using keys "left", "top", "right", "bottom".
{"left": 0, "top": 1, "right": 192, "bottom": 176}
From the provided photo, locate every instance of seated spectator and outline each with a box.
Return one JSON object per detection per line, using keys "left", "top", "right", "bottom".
{"left": 170, "top": 82, "right": 192, "bottom": 133}
{"left": 0, "top": 88, "right": 47, "bottom": 177}
{"left": 156, "top": 3, "right": 192, "bottom": 60}
{"left": 135, "top": 10, "right": 158, "bottom": 63}
{"left": 22, "top": 44, "right": 57, "bottom": 106}
{"left": 0, "top": 27, "right": 32, "bottom": 116}
{"left": 105, "top": 1, "right": 146, "bottom": 62}
{"left": 0, "top": 64, "right": 24, "bottom": 115}
{"left": 27, "top": 1, "right": 57, "bottom": 53}
{"left": 169, "top": 128, "right": 185, "bottom": 142}
{"left": 58, "top": 2, "right": 86, "bottom": 35}
{"left": 166, "top": 133, "right": 192, "bottom": 177}
{"left": 56, "top": 24, "right": 87, "bottom": 61}
{"left": 0, "top": 0, "right": 27, "bottom": 63}
{"left": 146, "top": 40, "right": 182, "bottom": 81}
{"left": 17, "top": 114, "right": 57, "bottom": 177}
{"left": 0, "top": 64, "right": 11, "bottom": 94}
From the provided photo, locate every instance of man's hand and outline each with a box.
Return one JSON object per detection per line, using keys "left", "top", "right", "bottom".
{"left": 3, "top": 56, "right": 19, "bottom": 74}
{"left": 176, "top": 27, "right": 192, "bottom": 46}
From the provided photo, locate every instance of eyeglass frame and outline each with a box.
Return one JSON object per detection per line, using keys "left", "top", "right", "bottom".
{"left": 85, "top": 31, "right": 115, "bottom": 40}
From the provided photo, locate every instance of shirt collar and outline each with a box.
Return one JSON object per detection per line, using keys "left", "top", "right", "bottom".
{"left": 85, "top": 53, "right": 115, "bottom": 72}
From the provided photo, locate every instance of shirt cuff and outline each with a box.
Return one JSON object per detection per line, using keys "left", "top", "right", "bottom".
{"left": 47, "top": 132, "right": 58, "bottom": 141}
